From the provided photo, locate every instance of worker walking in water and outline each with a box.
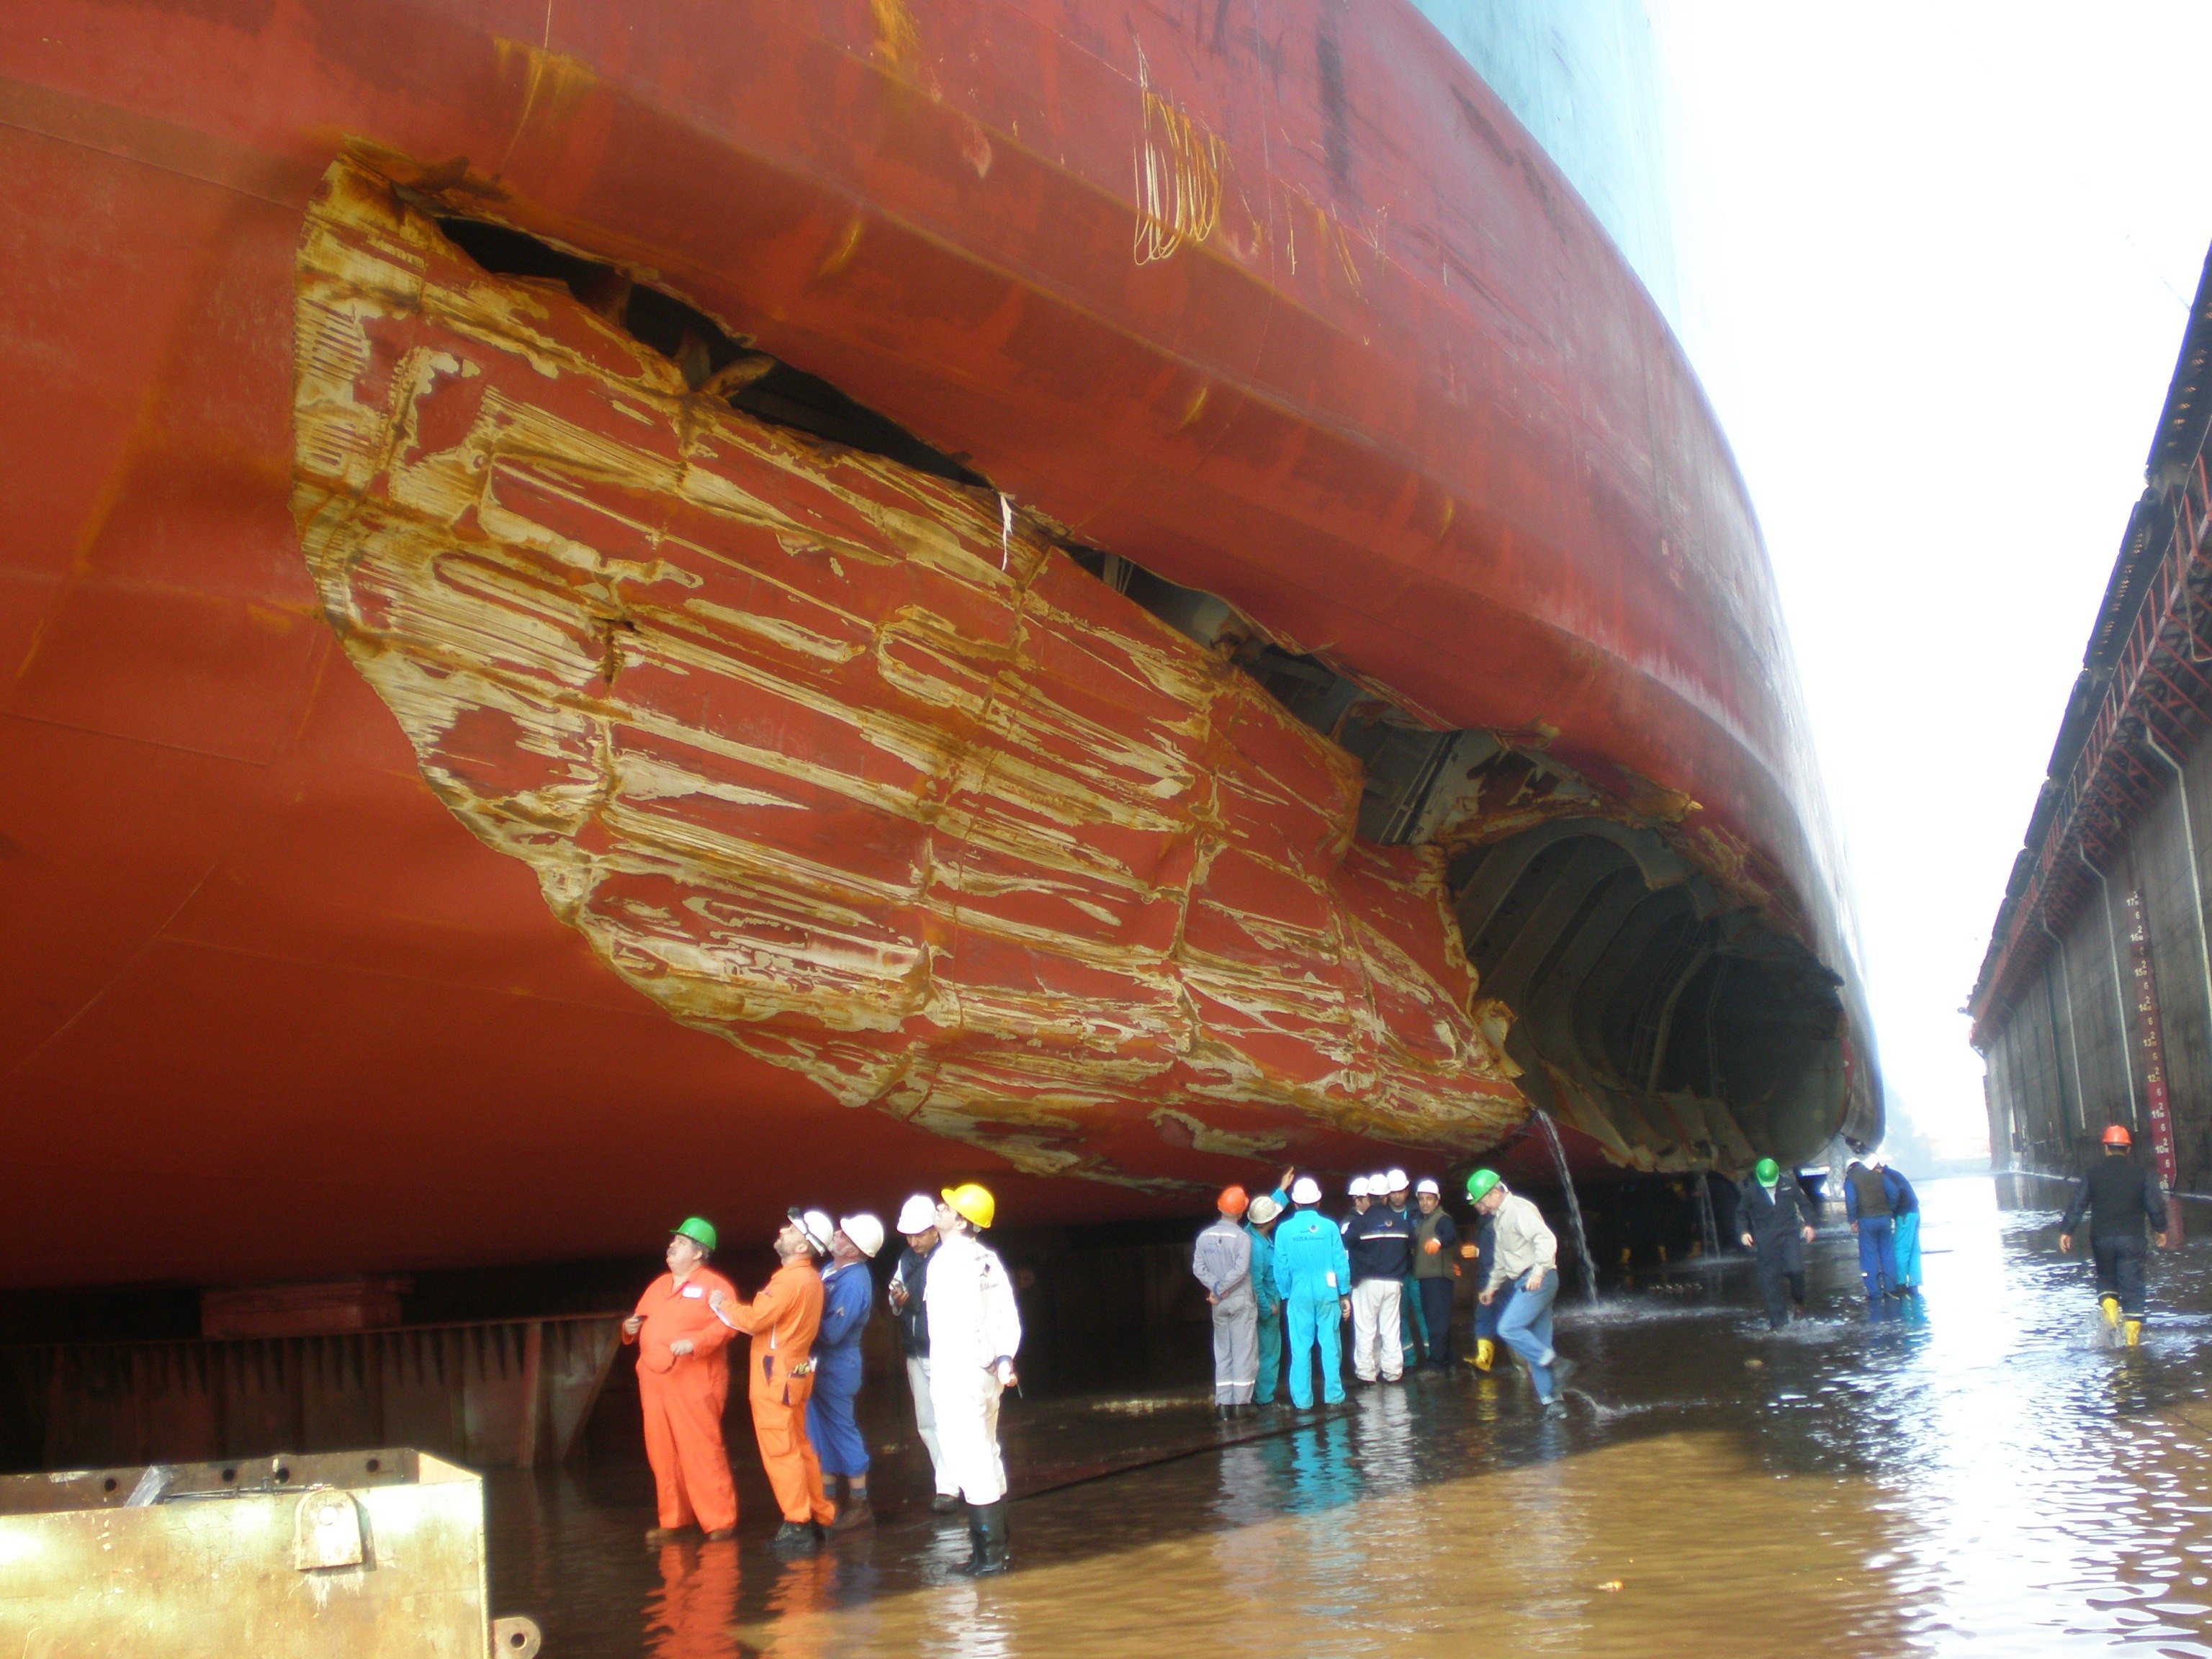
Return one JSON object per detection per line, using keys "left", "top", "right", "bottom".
{"left": 1245, "top": 1190, "right": 1287, "bottom": 1405}
{"left": 1467, "top": 1205, "right": 1516, "bottom": 1373}
{"left": 809, "top": 1213, "right": 884, "bottom": 1532}
{"left": 1410, "top": 1178, "right": 1460, "bottom": 1367}
{"left": 1195, "top": 1186, "right": 1257, "bottom": 1419}
{"left": 2059, "top": 1124, "right": 2170, "bottom": 1346}
{"left": 1469, "top": 1170, "right": 1566, "bottom": 1414}
{"left": 1843, "top": 1158, "right": 1899, "bottom": 1301}
{"left": 887, "top": 1195, "right": 962, "bottom": 1513}
{"left": 927, "top": 1184, "right": 1024, "bottom": 1575}
{"left": 624, "top": 1218, "right": 740, "bottom": 1542}
{"left": 708, "top": 1210, "right": 837, "bottom": 1552}
{"left": 1737, "top": 1158, "right": 1817, "bottom": 1328}
{"left": 1273, "top": 1175, "right": 1350, "bottom": 1409}
{"left": 1344, "top": 1172, "right": 1413, "bottom": 1382}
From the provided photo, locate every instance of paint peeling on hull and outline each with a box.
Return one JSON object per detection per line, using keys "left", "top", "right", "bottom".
{"left": 291, "top": 159, "right": 1525, "bottom": 1188}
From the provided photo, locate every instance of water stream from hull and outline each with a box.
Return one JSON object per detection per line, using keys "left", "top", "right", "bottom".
{"left": 1533, "top": 1109, "right": 1601, "bottom": 1304}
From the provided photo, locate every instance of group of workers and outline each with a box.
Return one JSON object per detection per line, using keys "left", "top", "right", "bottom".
{"left": 623, "top": 1182, "right": 1023, "bottom": 1575}
{"left": 1194, "top": 1165, "right": 1573, "bottom": 1417}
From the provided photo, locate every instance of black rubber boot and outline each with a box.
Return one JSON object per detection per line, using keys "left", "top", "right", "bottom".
{"left": 957, "top": 1502, "right": 988, "bottom": 1573}
{"left": 770, "top": 1520, "right": 820, "bottom": 1554}
{"left": 961, "top": 1499, "right": 1010, "bottom": 1575}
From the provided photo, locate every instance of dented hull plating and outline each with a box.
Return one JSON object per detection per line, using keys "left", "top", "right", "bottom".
{"left": 0, "top": 0, "right": 1876, "bottom": 1286}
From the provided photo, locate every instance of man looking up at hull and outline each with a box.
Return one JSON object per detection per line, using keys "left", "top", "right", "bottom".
{"left": 810, "top": 1213, "right": 884, "bottom": 1532}
{"left": 709, "top": 1210, "right": 837, "bottom": 1552}
{"left": 927, "top": 1184, "right": 1023, "bottom": 1575}
{"left": 1274, "top": 1175, "right": 1350, "bottom": 1410}
{"left": 887, "top": 1195, "right": 961, "bottom": 1513}
{"left": 1195, "top": 1186, "right": 1257, "bottom": 1419}
{"left": 1470, "top": 1170, "right": 1565, "bottom": 1415}
{"left": 624, "top": 1218, "right": 739, "bottom": 1542}
{"left": 2059, "top": 1124, "right": 2170, "bottom": 1346}
{"left": 1245, "top": 1189, "right": 1287, "bottom": 1406}
{"left": 1737, "top": 1159, "right": 1817, "bottom": 1329}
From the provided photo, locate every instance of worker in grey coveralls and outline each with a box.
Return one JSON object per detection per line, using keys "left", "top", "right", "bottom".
{"left": 1194, "top": 1185, "right": 1257, "bottom": 1419}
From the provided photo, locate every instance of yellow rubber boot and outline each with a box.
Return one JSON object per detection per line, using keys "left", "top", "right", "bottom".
{"left": 2125, "top": 1319, "right": 2143, "bottom": 1347}
{"left": 2101, "top": 1295, "right": 2121, "bottom": 1329}
{"left": 1474, "top": 1338, "right": 1496, "bottom": 1372}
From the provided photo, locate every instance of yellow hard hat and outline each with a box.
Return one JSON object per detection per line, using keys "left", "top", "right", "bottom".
{"left": 942, "top": 1183, "right": 997, "bottom": 1229}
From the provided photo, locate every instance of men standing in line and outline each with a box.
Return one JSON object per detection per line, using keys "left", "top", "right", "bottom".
{"left": 1194, "top": 1185, "right": 1258, "bottom": 1419}
{"left": 709, "top": 1210, "right": 837, "bottom": 1552}
{"left": 1273, "top": 1175, "right": 1351, "bottom": 1410}
{"left": 2059, "top": 1123, "right": 2170, "bottom": 1346}
{"left": 1383, "top": 1170, "right": 1428, "bottom": 1364}
{"left": 1343, "top": 1171, "right": 1413, "bottom": 1383}
{"left": 1881, "top": 1160, "right": 1923, "bottom": 1295}
{"left": 1737, "top": 1157, "right": 1817, "bottom": 1329}
{"left": 623, "top": 1218, "right": 740, "bottom": 1542}
{"left": 809, "top": 1213, "right": 884, "bottom": 1532}
{"left": 1843, "top": 1158, "right": 1899, "bottom": 1301}
{"left": 1409, "top": 1177, "right": 1460, "bottom": 1368}
{"left": 927, "top": 1184, "right": 1024, "bottom": 1575}
{"left": 887, "top": 1195, "right": 962, "bottom": 1513}
{"left": 1470, "top": 1169, "right": 1566, "bottom": 1415}
{"left": 1245, "top": 1191, "right": 1286, "bottom": 1406}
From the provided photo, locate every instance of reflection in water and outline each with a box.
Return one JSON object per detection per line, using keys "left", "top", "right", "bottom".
{"left": 489, "top": 1181, "right": 2212, "bottom": 1656}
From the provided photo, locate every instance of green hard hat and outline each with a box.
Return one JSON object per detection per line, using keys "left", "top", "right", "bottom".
{"left": 1753, "top": 1158, "right": 1780, "bottom": 1184}
{"left": 1465, "top": 1169, "right": 1501, "bottom": 1202}
{"left": 672, "top": 1216, "right": 718, "bottom": 1252}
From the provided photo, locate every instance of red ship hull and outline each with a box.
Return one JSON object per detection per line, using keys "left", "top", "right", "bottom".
{"left": 0, "top": 0, "right": 1876, "bottom": 1288}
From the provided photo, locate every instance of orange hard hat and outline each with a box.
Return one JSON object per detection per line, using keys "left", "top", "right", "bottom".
{"left": 2103, "top": 1123, "right": 2134, "bottom": 1148}
{"left": 1218, "top": 1185, "right": 1249, "bottom": 1215}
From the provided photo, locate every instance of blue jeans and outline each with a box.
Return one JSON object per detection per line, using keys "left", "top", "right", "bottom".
{"left": 1856, "top": 1217, "right": 1898, "bottom": 1298}
{"left": 1495, "top": 1270, "right": 1559, "bottom": 1399}
{"left": 1285, "top": 1295, "right": 1345, "bottom": 1407}
{"left": 1475, "top": 1277, "right": 1517, "bottom": 1339}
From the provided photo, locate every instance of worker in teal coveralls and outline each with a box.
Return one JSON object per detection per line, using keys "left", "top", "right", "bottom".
{"left": 1272, "top": 1174, "right": 1350, "bottom": 1408}
{"left": 1245, "top": 1188, "right": 1287, "bottom": 1405}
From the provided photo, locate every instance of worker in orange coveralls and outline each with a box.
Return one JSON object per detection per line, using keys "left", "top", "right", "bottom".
{"left": 622, "top": 1217, "right": 739, "bottom": 1542}
{"left": 710, "top": 1208, "right": 838, "bottom": 1552}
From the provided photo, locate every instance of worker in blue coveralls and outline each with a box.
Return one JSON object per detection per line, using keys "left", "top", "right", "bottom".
{"left": 1272, "top": 1174, "right": 1350, "bottom": 1409}
{"left": 1880, "top": 1159, "right": 1923, "bottom": 1294}
{"left": 1843, "top": 1159, "right": 1899, "bottom": 1301}
{"left": 1245, "top": 1187, "right": 1288, "bottom": 1406}
{"left": 809, "top": 1213, "right": 884, "bottom": 1532}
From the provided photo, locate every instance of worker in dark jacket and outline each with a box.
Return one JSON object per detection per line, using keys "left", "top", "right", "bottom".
{"left": 1342, "top": 1183, "right": 1414, "bottom": 1382}
{"left": 1737, "top": 1158, "right": 1817, "bottom": 1328}
{"left": 1409, "top": 1178, "right": 1460, "bottom": 1368}
{"left": 2059, "top": 1123, "right": 2170, "bottom": 1346}
{"left": 1881, "top": 1162, "right": 1923, "bottom": 1293}
{"left": 1843, "top": 1159, "right": 1899, "bottom": 1301}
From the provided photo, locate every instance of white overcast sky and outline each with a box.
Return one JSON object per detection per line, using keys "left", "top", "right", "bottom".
{"left": 1644, "top": 5, "right": 2212, "bottom": 1156}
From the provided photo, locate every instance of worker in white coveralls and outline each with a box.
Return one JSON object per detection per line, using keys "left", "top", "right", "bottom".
{"left": 926, "top": 1182, "right": 1023, "bottom": 1575}
{"left": 886, "top": 1193, "right": 962, "bottom": 1513}
{"left": 1193, "top": 1184, "right": 1256, "bottom": 1419}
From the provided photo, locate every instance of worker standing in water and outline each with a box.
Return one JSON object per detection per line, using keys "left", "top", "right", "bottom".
{"left": 927, "top": 1184, "right": 1024, "bottom": 1575}
{"left": 1245, "top": 1190, "right": 1287, "bottom": 1406}
{"left": 1737, "top": 1158, "right": 1817, "bottom": 1328}
{"left": 1843, "top": 1158, "right": 1899, "bottom": 1301}
{"left": 2059, "top": 1124, "right": 2170, "bottom": 1346}
{"left": 1273, "top": 1175, "right": 1351, "bottom": 1409}
{"left": 709, "top": 1210, "right": 837, "bottom": 1552}
{"left": 1881, "top": 1160, "right": 1924, "bottom": 1295}
{"left": 1344, "top": 1172, "right": 1413, "bottom": 1383}
{"left": 887, "top": 1195, "right": 961, "bottom": 1513}
{"left": 624, "top": 1218, "right": 739, "bottom": 1542}
{"left": 1382, "top": 1170, "right": 1429, "bottom": 1364}
{"left": 1195, "top": 1186, "right": 1258, "bottom": 1419}
{"left": 1410, "top": 1178, "right": 1460, "bottom": 1368}
{"left": 1469, "top": 1170, "right": 1566, "bottom": 1414}
{"left": 1465, "top": 1205, "right": 1516, "bottom": 1373}
{"left": 809, "top": 1213, "right": 884, "bottom": 1532}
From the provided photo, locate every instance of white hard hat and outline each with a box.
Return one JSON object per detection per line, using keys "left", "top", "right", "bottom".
{"left": 788, "top": 1208, "right": 836, "bottom": 1254}
{"left": 1291, "top": 1176, "right": 1323, "bottom": 1205}
{"left": 1415, "top": 1177, "right": 1439, "bottom": 1196}
{"left": 839, "top": 1213, "right": 885, "bottom": 1258}
{"left": 1370, "top": 1173, "right": 1392, "bottom": 1195}
{"left": 1386, "top": 1168, "right": 1410, "bottom": 1192}
{"left": 896, "top": 1194, "right": 938, "bottom": 1235}
{"left": 1349, "top": 1175, "right": 1371, "bottom": 1198}
{"left": 1247, "top": 1193, "right": 1283, "bottom": 1226}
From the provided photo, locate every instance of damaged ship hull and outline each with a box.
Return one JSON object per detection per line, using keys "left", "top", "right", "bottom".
{"left": 0, "top": 0, "right": 1878, "bottom": 1287}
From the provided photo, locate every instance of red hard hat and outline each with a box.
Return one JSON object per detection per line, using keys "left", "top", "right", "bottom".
{"left": 2103, "top": 1124, "right": 2134, "bottom": 1148}
{"left": 1218, "top": 1185, "right": 1249, "bottom": 1215}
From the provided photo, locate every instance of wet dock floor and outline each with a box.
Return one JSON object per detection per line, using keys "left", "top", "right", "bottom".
{"left": 487, "top": 1179, "right": 2212, "bottom": 1656}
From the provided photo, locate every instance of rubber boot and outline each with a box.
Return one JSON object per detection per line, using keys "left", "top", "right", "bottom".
{"left": 1474, "top": 1338, "right": 1495, "bottom": 1372}
{"left": 771, "top": 1520, "right": 821, "bottom": 1554}
{"left": 831, "top": 1480, "right": 874, "bottom": 1532}
{"left": 2101, "top": 1295, "right": 2122, "bottom": 1329}
{"left": 2125, "top": 1318, "right": 2143, "bottom": 1347}
{"left": 958, "top": 1499, "right": 1010, "bottom": 1575}
{"left": 957, "top": 1503, "right": 988, "bottom": 1574}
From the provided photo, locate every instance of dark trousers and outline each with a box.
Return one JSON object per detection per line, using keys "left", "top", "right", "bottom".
{"left": 1856, "top": 1217, "right": 1897, "bottom": 1298}
{"left": 1755, "top": 1251, "right": 1807, "bottom": 1329}
{"left": 1416, "top": 1278, "right": 1455, "bottom": 1365}
{"left": 2092, "top": 1236, "right": 2149, "bottom": 1318}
